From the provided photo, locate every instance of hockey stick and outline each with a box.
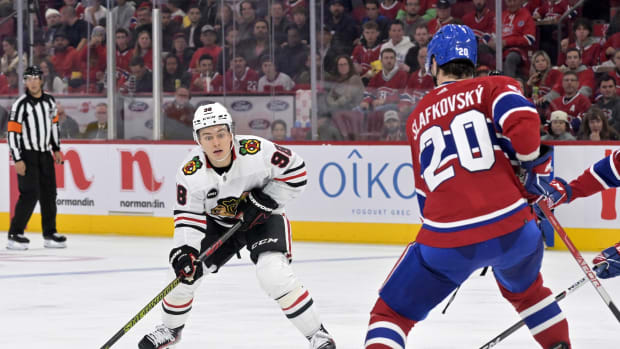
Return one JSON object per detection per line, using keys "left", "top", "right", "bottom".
{"left": 99, "top": 221, "right": 243, "bottom": 349}
{"left": 537, "top": 203, "right": 620, "bottom": 323}
{"left": 478, "top": 276, "right": 588, "bottom": 349}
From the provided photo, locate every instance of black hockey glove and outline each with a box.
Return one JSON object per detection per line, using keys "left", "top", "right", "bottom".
{"left": 235, "top": 188, "right": 278, "bottom": 231}
{"left": 169, "top": 245, "right": 204, "bottom": 285}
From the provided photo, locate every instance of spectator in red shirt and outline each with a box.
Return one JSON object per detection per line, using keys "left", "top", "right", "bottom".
{"left": 50, "top": 30, "right": 79, "bottom": 79}
{"left": 463, "top": 0, "right": 494, "bottom": 39}
{"left": 427, "top": 0, "right": 459, "bottom": 35}
{"left": 532, "top": 0, "right": 570, "bottom": 22}
{"left": 548, "top": 48, "right": 595, "bottom": 101}
{"left": 550, "top": 71, "right": 592, "bottom": 132}
{"left": 132, "top": 29, "right": 154, "bottom": 70}
{"left": 352, "top": 20, "right": 383, "bottom": 83}
{"left": 485, "top": 0, "right": 536, "bottom": 78}
{"left": 115, "top": 28, "right": 133, "bottom": 72}
{"left": 190, "top": 54, "right": 219, "bottom": 93}
{"left": 522, "top": 0, "right": 541, "bottom": 16}
{"left": 400, "top": 46, "right": 433, "bottom": 113}
{"left": 189, "top": 25, "right": 222, "bottom": 73}
{"left": 528, "top": 50, "right": 562, "bottom": 105}
{"left": 558, "top": 18, "right": 602, "bottom": 67}
{"left": 211, "top": 53, "right": 259, "bottom": 93}
{"left": 380, "top": 0, "right": 403, "bottom": 20}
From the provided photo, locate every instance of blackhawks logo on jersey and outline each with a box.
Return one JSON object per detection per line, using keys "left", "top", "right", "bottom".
{"left": 182, "top": 156, "right": 203, "bottom": 175}
{"left": 239, "top": 139, "right": 261, "bottom": 155}
{"left": 210, "top": 196, "right": 241, "bottom": 217}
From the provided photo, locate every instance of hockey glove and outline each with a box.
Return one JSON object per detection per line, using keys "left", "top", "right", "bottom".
{"left": 169, "top": 245, "right": 203, "bottom": 284}
{"left": 235, "top": 188, "right": 278, "bottom": 231}
{"left": 592, "top": 243, "right": 620, "bottom": 279}
{"left": 521, "top": 144, "right": 555, "bottom": 197}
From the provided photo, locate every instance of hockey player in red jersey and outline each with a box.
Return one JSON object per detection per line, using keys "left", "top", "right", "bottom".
{"left": 364, "top": 25, "right": 571, "bottom": 349}
{"left": 537, "top": 150, "right": 620, "bottom": 280}
{"left": 139, "top": 103, "right": 335, "bottom": 349}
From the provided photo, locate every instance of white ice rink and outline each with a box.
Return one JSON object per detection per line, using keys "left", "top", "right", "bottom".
{"left": 0, "top": 233, "right": 618, "bottom": 348}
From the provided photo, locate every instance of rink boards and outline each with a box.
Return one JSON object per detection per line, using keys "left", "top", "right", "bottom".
{"left": 0, "top": 141, "right": 618, "bottom": 250}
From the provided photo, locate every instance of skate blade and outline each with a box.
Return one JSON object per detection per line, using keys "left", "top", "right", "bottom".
{"left": 44, "top": 240, "right": 67, "bottom": 249}
{"left": 6, "top": 240, "right": 29, "bottom": 250}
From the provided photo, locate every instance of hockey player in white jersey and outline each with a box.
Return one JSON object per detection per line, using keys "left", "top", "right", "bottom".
{"left": 139, "top": 102, "right": 335, "bottom": 349}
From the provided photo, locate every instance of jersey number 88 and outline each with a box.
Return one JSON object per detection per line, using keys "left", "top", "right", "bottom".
{"left": 420, "top": 110, "right": 496, "bottom": 191}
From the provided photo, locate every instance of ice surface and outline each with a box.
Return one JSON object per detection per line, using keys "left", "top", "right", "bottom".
{"left": 0, "top": 233, "right": 618, "bottom": 348}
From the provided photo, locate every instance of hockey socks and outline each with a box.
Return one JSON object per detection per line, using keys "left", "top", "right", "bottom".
{"left": 276, "top": 283, "right": 322, "bottom": 337}
{"left": 365, "top": 297, "right": 417, "bottom": 349}
{"left": 499, "top": 274, "right": 571, "bottom": 348}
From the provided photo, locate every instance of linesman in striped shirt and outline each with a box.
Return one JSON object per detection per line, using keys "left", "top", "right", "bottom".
{"left": 6, "top": 65, "right": 67, "bottom": 250}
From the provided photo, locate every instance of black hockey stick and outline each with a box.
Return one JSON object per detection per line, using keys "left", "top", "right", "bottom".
{"left": 538, "top": 203, "right": 620, "bottom": 323}
{"left": 478, "top": 276, "right": 588, "bottom": 349}
{"left": 99, "top": 221, "right": 243, "bottom": 349}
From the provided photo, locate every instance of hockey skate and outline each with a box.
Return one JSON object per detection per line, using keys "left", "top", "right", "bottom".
{"left": 139, "top": 324, "right": 183, "bottom": 349}
{"left": 309, "top": 326, "right": 336, "bottom": 349}
{"left": 43, "top": 233, "right": 67, "bottom": 248}
{"left": 7, "top": 234, "right": 29, "bottom": 250}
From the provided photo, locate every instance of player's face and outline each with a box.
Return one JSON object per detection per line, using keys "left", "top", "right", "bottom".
{"left": 389, "top": 24, "right": 404, "bottom": 43}
{"left": 25, "top": 75, "right": 43, "bottom": 95}
{"left": 198, "top": 125, "right": 233, "bottom": 164}
{"left": 589, "top": 117, "right": 603, "bottom": 132}
{"left": 534, "top": 54, "right": 548, "bottom": 72}
{"left": 565, "top": 52, "right": 580, "bottom": 69}
{"left": 562, "top": 75, "right": 579, "bottom": 94}
{"left": 600, "top": 80, "right": 616, "bottom": 98}
{"left": 381, "top": 52, "right": 396, "bottom": 71}
{"left": 550, "top": 120, "right": 567, "bottom": 135}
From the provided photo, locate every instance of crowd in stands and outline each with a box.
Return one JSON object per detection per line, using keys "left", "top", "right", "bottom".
{"left": 0, "top": 0, "right": 618, "bottom": 142}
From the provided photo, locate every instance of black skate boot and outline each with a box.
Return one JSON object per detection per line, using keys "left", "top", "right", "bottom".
{"left": 549, "top": 343, "right": 569, "bottom": 349}
{"left": 309, "top": 325, "right": 336, "bottom": 349}
{"left": 43, "top": 233, "right": 67, "bottom": 248}
{"left": 139, "top": 324, "right": 183, "bottom": 349}
{"left": 7, "top": 234, "right": 30, "bottom": 250}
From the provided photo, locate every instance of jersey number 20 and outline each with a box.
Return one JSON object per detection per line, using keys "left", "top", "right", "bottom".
{"left": 420, "top": 110, "right": 495, "bottom": 191}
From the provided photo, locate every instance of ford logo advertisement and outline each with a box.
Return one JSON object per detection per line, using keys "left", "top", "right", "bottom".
{"left": 129, "top": 101, "right": 149, "bottom": 112}
{"left": 231, "top": 100, "right": 253, "bottom": 111}
{"left": 248, "top": 119, "right": 270, "bottom": 130}
{"left": 266, "top": 100, "right": 289, "bottom": 112}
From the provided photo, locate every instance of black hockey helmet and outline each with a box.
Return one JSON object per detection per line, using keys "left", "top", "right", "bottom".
{"left": 24, "top": 65, "right": 43, "bottom": 79}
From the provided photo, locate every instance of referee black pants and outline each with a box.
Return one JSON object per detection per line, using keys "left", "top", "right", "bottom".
{"left": 9, "top": 150, "right": 58, "bottom": 236}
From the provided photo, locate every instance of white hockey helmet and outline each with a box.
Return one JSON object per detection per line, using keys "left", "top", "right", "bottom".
{"left": 192, "top": 102, "right": 233, "bottom": 143}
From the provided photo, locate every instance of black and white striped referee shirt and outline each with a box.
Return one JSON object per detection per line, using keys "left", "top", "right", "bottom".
{"left": 7, "top": 91, "right": 60, "bottom": 162}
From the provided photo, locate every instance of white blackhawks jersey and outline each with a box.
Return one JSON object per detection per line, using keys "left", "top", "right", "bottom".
{"left": 172, "top": 135, "right": 307, "bottom": 250}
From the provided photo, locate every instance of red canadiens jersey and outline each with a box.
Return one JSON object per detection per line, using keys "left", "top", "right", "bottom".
{"left": 351, "top": 43, "right": 382, "bottom": 76}
{"left": 362, "top": 69, "right": 410, "bottom": 105}
{"left": 550, "top": 93, "right": 592, "bottom": 122}
{"left": 403, "top": 69, "right": 434, "bottom": 105}
{"left": 379, "top": 0, "right": 403, "bottom": 20}
{"left": 462, "top": 8, "right": 495, "bottom": 38}
{"left": 211, "top": 67, "right": 259, "bottom": 93}
{"left": 551, "top": 67, "right": 595, "bottom": 98}
{"left": 533, "top": 0, "right": 569, "bottom": 19}
{"left": 534, "top": 68, "right": 563, "bottom": 98}
{"left": 406, "top": 76, "right": 539, "bottom": 248}
{"left": 569, "top": 150, "right": 620, "bottom": 201}
{"left": 501, "top": 8, "right": 536, "bottom": 61}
